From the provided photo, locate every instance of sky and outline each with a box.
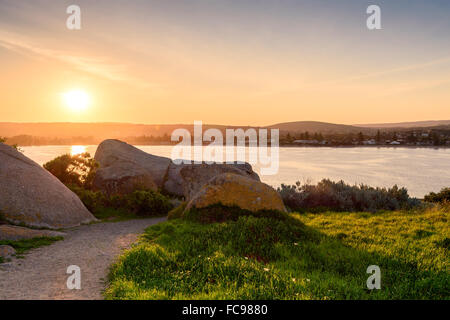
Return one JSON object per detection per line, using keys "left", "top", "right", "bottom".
{"left": 0, "top": 0, "right": 449, "bottom": 126}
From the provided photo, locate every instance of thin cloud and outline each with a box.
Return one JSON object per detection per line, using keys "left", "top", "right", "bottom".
{"left": 0, "top": 31, "right": 156, "bottom": 88}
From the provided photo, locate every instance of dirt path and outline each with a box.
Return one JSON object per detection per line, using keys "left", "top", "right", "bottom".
{"left": 0, "top": 217, "right": 166, "bottom": 300}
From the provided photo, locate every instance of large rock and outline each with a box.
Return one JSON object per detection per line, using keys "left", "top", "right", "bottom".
{"left": 0, "top": 143, "right": 96, "bottom": 229}
{"left": 0, "top": 225, "right": 65, "bottom": 241}
{"left": 185, "top": 173, "right": 287, "bottom": 213}
{"left": 175, "top": 163, "right": 260, "bottom": 200}
{"left": 93, "top": 139, "right": 170, "bottom": 194}
{"left": 93, "top": 139, "right": 261, "bottom": 198}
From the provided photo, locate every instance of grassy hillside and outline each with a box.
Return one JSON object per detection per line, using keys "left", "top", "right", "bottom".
{"left": 105, "top": 205, "right": 449, "bottom": 300}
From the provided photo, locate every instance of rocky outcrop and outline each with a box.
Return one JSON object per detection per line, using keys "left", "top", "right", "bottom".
{"left": 185, "top": 173, "right": 286, "bottom": 213}
{"left": 93, "top": 140, "right": 170, "bottom": 194}
{"left": 0, "top": 245, "right": 15, "bottom": 260}
{"left": 176, "top": 163, "right": 260, "bottom": 200}
{"left": 0, "top": 143, "right": 96, "bottom": 229}
{"left": 0, "top": 225, "right": 65, "bottom": 241}
{"left": 93, "top": 140, "right": 261, "bottom": 198}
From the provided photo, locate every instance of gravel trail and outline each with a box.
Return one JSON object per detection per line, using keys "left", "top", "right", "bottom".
{"left": 0, "top": 217, "right": 165, "bottom": 300}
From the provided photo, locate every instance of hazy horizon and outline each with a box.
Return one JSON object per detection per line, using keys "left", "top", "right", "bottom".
{"left": 1, "top": 119, "right": 450, "bottom": 127}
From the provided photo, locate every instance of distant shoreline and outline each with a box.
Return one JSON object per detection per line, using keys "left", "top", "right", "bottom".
{"left": 16, "top": 143, "right": 450, "bottom": 149}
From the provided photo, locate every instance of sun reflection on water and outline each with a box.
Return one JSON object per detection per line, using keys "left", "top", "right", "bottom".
{"left": 71, "top": 145, "right": 87, "bottom": 156}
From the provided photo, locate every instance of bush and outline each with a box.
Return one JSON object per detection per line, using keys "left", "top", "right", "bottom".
{"left": 182, "top": 203, "right": 290, "bottom": 224}
{"left": 126, "top": 190, "right": 173, "bottom": 216}
{"left": 424, "top": 188, "right": 450, "bottom": 203}
{"left": 277, "top": 179, "right": 421, "bottom": 212}
{"left": 44, "top": 153, "right": 98, "bottom": 189}
{"left": 69, "top": 184, "right": 173, "bottom": 218}
{"left": 68, "top": 184, "right": 107, "bottom": 213}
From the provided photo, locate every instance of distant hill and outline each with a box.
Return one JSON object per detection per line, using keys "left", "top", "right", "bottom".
{"left": 268, "top": 121, "right": 374, "bottom": 134}
{"left": 0, "top": 121, "right": 374, "bottom": 140}
{"left": 0, "top": 122, "right": 255, "bottom": 142}
{"left": 355, "top": 120, "right": 450, "bottom": 128}
{"left": 1, "top": 120, "right": 449, "bottom": 146}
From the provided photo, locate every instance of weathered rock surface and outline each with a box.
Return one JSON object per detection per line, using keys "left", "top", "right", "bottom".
{"left": 93, "top": 139, "right": 261, "bottom": 198}
{"left": 185, "top": 173, "right": 286, "bottom": 213}
{"left": 0, "top": 245, "right": 15, "bottom": 259}
{"left": 176, "top": 163, "right": 260, "bottom": 200}
{"left": 0, "top": 225, "right": 66, "bottom": 241}
{"left": 93, "top": 139, "right": 170, "bottom": 194}
{"left": 0, "top": 143, "right": 97, "bottom": 229}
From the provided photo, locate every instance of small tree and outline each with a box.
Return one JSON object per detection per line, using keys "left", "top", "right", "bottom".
{"left": 43, "top": 152, "right": 98, "bottom": 189}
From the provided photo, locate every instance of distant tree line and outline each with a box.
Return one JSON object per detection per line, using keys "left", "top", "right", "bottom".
{"left": 279, "top": 128, "right": 450, "bottom": 146}
{"left": 1, "top": 127, "right": 449, "bottom": 147}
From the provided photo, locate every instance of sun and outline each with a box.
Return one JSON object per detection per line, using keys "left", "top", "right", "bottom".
{"left": 62, "top": 90, "right": 90, "bottom": 111}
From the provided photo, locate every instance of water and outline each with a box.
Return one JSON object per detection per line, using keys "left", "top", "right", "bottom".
{"left": 21, "top": 145, "right": 450, "bottom": 198}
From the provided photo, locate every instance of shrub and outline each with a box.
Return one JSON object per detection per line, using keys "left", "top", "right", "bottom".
{"left": 43, "top": 153, "right": 98, "bottom": 189}
{"left": 68, "top": 184, "right": 107, "bottom": 213}
{"left": 126, "top": 190, "right": 173, "bottom": 216}
{"left": 277, "top": 179, "right": 421, "bottom": 212}
{"left": 69, "top": 184, "right": 173, "bottom": 218}
{"left": 183, "top": 203, "right": 290, "bottom": 224}
{"left": 424, "top": 188, "right": 450, "bottom": 203}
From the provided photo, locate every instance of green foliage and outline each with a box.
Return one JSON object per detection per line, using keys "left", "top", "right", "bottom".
{"left": 424, "top": 188, "right": 450, "bottom": 204}
{"left": 0, "top": 236, "right": 63, "bottom": 255}
{"left": 126, "top": 190, "right": 173, "bottom": 216}
{"left": 167, "top": 202, "right": 187, "bottom": 220}
{"left": 105, "top": 206, "right": 449, "bottom": 300}
{"left": 278, "top": 179, "right": 421, "bottom": 213}
{"left": 68, "top": 184, "right": 107, "bottom": 213}
{"left": 43, "top": 153, "right": 98, "bottom": 189}
{"left": 43, "top": 153, "right": 173, "bottom": 220}
{"left": 69, "top": 185, "right": 173, "bottom": 220}
{"left": 183, "top": 203, "right": 290, "bottom": 224}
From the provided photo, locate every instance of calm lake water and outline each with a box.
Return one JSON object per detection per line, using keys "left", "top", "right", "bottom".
{"left": 22, "top": 145, "right": 450, "bottom": 198}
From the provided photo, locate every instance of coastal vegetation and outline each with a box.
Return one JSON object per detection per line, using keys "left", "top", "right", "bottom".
{"left": 43, "top": 153, "right": 173, "bottom": 221}
{"left": 425, "top": 188, "right": 450, "bottom": 204}
{"left": 278, "top": 179, "right": 421, "bottom": 213}
{"left": 43, "top": 152, "right": 98, "bottom": 189}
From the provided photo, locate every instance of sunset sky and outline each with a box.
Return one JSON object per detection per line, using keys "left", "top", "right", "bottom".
{"left": 0, "top": 0, "right": 449, "bottom": 125}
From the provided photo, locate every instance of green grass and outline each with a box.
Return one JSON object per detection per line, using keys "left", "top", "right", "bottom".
{"left": 91, "top": 207, "right": 140, "bottom": 222}
{"left": 105, "top": 205, "right": 449, "bottom": 300}
{"left": 0, "top": 236, "right": 64, "bottom": 255}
